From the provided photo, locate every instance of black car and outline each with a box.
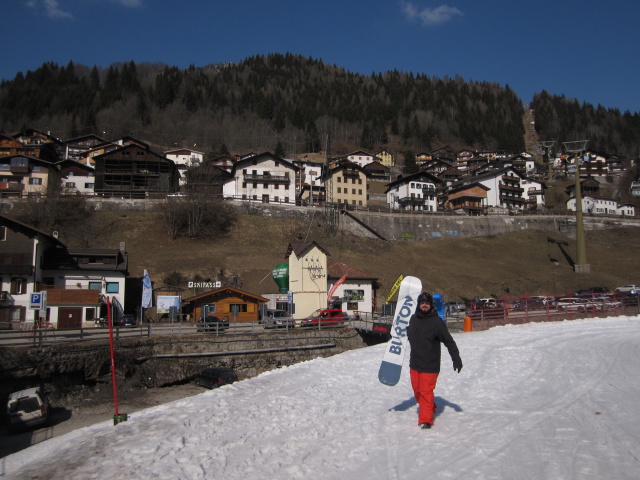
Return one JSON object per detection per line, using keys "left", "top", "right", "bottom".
{"left": 113, "top": 314, "right": 137, "bottom": 327}
{"left": 196, "top": 315, "right": 230, "bottom": 332}
{"left": 194, "top": 367, "right": 238, "bottom": 389}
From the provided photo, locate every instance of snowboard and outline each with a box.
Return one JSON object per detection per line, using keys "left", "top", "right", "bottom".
{"left": 378, "top": 276, "right": 422, "bottom": 386}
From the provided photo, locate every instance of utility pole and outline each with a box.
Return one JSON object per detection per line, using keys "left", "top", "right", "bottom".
{"left": 562, "top": 140, "right": 590, "bottom": 274}
{"left": 540, "top": 140, "right": 555, "bottom": 180}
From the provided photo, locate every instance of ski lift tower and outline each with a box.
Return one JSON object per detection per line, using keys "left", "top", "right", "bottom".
{"left": 540, "top": 141, "right": 555, "bottom": 180}
{"left": 562, "top": 140, "right": 590, "bottom": 274}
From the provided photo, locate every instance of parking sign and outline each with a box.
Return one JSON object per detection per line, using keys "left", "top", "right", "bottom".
{"left": 30, "top": 293, "right": 42, "bottom": 310}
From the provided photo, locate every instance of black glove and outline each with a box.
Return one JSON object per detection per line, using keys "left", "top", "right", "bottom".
{"left": 453, "top": 358, "right": 463, "bottom": 373}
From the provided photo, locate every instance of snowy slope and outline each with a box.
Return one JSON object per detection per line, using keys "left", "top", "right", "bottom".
{"left": 3, "top": 316, "right": 640, "bottom": 479}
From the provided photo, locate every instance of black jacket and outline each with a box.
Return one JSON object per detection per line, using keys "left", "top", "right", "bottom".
{"left": 407, "top": 308, "right": 461, "bottom": 373}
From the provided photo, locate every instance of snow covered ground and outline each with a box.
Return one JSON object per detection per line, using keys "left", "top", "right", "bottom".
{"left": 3, "top": 316, "right": 640, "bottom": 479}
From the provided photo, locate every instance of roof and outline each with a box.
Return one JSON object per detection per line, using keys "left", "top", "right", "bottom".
{"left": 232, "top": 152, "right": 299, "bottom": 172}
{"left": 182, "top": 286, "right": 268, "bottom": 303}
{"left": 328, "top": 261, "right": 377, "bottom": 280}
{"left": 386, "top": 170, "right": 442, "bottom": 190}
{"left": 285, "top": 241, "right": 332, "bottom": 259}
{"left": 0, "top": 214, "right": 65, "bottom": 247}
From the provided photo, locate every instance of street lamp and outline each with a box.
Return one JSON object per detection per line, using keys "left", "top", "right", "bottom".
{"left": 562, "top": 140, "right": 590, "bottom": 274}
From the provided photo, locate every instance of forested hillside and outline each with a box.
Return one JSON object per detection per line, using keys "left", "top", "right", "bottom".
{"left": 0, "top": 54, "right": 524, "bottom": 156}
{"left": 531, "top": 91, "right": 640, "bottom": 158}
{"left": 0, "top": 53, "right": 637, "bottom": 160}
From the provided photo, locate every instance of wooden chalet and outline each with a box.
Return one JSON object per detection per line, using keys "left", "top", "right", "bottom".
{"left": 93, "top": 143, "right": 178, "bottom": 198}
{"left": 363, "top": 160, "right": 390, "bottom": 181}
{"left": 444, "top": 182, "right": 489, "bottom": 215}
{"left": 182, "top": 287, "right": 268, "bottom": 323}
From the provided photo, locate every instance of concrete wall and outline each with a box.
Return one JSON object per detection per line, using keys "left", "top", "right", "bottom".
{"left": 0, "top": 329, "right": 371, "bottom": 399}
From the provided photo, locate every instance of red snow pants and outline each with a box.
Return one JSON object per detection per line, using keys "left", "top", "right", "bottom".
{"left": 410, "top": 369, "right": 439, "bottom": 425}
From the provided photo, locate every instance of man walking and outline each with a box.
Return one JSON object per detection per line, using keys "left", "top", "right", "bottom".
{"left": 406, "top": 292, "right": 462, "bottom": 429}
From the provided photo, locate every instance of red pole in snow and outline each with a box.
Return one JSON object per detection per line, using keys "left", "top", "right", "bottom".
{"left": 106, "top": 296, "right": 127, "bottom": 425}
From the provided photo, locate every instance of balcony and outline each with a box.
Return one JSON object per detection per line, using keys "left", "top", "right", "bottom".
{"left": 41, "top": 287, "right": 101, "bottom": 304}
{"left": 0, "top": 183, "right": 25, "bottom": 191}
{"left": 501, "top": 175, "right": 520, "bottom": 184}
{"left": 398, "top": 196, "right": 430, "bottom": 207}
{"left": 244, "top": 173, "right": 290, "bottom": 183}
{"left": 342, "top": 169, "right": 360, "bottom": 178}
{"left": 500, "top": 194, "right": 526, "bottom": 204}
{"left": 499, "top": 184, "right": 523, "bottom": 194}
{"left": 0, "top": 264, "right": 34, "bottom": 275}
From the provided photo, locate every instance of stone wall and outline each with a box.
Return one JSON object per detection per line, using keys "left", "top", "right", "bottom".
{"left": 0, "top": 328, "right": 373, "bottom": 400}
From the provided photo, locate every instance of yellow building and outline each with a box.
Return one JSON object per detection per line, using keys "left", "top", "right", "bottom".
{"left": 324, "top": 161, "right": 368, "bottom": 207}
{"left": 375, "top": 150, "right": 394, "bottom": 168}
{"left": 286, "top": 241, "right": 332, "bottom": 316}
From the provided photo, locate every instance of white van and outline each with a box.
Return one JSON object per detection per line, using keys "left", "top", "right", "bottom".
{"left": 6, "top": 387, "right": 50, "bottom": 433}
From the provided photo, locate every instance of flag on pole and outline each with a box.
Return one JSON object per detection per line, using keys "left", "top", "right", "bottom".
{"left": 141, "top": 270, "right": 153, "bottom": 308}
{"left": 327, "top": 274, "right": 348, "bottom": 303}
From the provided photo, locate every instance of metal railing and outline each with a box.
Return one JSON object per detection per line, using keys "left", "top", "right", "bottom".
{"left": 0, "top": 317, "right": 359, "bottom": 348}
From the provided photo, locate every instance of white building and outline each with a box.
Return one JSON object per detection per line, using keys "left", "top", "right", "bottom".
{"left": 165, "top": 148, "right": 205, "bottom": 187}
{"left": 385, "top": 171, "right": 441, "bottom": 212}
{"left": 567, "top": 195, "right": 635, "bottom": 216}
{"left": 222, "top": 152, "right": 298, "bottom": 204}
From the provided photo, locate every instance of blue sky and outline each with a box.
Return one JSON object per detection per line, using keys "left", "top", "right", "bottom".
{"left": 2, "top": 0, "right": 639, "bottom": 113}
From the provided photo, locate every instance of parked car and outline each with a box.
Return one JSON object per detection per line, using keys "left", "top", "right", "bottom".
{"left": 556, "top": 297, "right": 594, "bottom": 311}
{"left": 445, "top": 301, "right": 466, "bottom": 314}
{"left": 589, "top": 286, "right": 610, "bottom": 294}
{"left": 113, "top": 314, "right": 137, "bottom": 327}
{"left": 474, "top": 298, "right": 498, "bottom": 309}
{"left": 194, "top": 367, "right": 238, "bottom": 389}
{"left": 299, "top": 308, "right": 348, "bottom": 327}
{"left": 263, "top": 309, "right": 295, "bottom": 329}
{"left": 615, "top": 285, "right": 639, "bottom": 294}
{"left": 528, "top": 296, "right": 555, "bottom": 308}
{"left": 6, "top": 387, "right": 50, "bottom": 434}
{"left": 196, "top": 315, "right": 230, "bottom": 332}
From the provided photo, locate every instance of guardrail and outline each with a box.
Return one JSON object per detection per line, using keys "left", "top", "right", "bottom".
{"left": 0, "top": 318, "right": 362, "bottom": 348}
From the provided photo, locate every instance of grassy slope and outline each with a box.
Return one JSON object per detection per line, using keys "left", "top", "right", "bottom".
{"left": 67, "top": 209, "right": 640, "bottom": 304}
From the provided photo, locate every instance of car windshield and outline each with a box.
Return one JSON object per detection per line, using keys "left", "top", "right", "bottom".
{"left": 309, "top": 309, "right": 324, "bottom": 317}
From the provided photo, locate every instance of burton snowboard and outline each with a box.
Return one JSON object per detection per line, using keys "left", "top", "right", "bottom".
{"left": 378, "top": 276, "right": 422, "bottom": 386}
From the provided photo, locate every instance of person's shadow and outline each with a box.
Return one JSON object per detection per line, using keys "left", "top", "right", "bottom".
{"left": 389, "top": 396, "right": 463, "bottom": 420}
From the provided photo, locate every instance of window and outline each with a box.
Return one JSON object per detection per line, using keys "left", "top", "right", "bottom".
{"left": 0, "top": 226, "right": 5, "bottom": 241}
{"left": 352, "top": 189, "right": 356, "bottom": 194}
{"left": 337, "top": 187, "right": 341, "bottom": 193}
{"left": 337, "top": 177, "right": 342, "bottom": 183}
{"left": 32, "top": 166, "right": 41, "bottom": 172}
{"left": 66, "top": 182, "right": 76, "bottom": 188}
{"left": 106, "top": 282, "right": 119, "bottom": 293}
{"left": 10, "top": 157, "right": 28, "bottom": 167}
{"left": 89, "top": 281, "right": 102, "bottom": 290}
{"left": 68, "top": 171, "right": 74, "bottom": 176}
{"left": 10, "top": 278, "right": 25, "bottom": 295}
{"left": 230, "top": 303, "right": 248, "bottom": 313}
{"left": 86, "top": 308, "right": 95, "bottom": 321}
{"left": 85, "top": 183, "right": 94, "bottom": 189}
{"left": 29, "top": 178, "right": 42, "bottom": 185}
